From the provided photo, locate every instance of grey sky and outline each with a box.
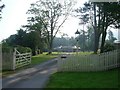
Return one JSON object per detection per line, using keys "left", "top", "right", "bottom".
{"left": 0, "top": 0, "right": 118, "bottom": 42}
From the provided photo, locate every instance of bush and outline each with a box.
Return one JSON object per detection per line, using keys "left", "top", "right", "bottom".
{"left": 104, "top": 42, "right": 115, "bottom": 52}
{"left": 2, "top": 43, "right": 31, "bottom": 53}
{"left": 2, "top": 43, "right": 13, "bottom": 53}
{"left": 15, "top": 45, "right": 32, "bottom": 53}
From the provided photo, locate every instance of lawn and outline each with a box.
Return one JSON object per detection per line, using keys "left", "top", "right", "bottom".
{"left": 72, "top": 51, "right": 94, "bottom": 55}
{"left": 2, "top": 52, "right": 59, "bottom": 77}
{"left": 31, "top": 52, "right": 59, "bottom": 65}
{"left": 46, "top": 68, "right": 119, "bottom": 88}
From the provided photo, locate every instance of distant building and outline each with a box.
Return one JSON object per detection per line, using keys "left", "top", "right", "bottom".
{"left": 53, "top": 46, "right": 80, "bottom": 52}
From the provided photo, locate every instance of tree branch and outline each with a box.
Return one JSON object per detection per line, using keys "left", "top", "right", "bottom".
{"left": 53, "top": 16, "right": 68, "bottom": 38}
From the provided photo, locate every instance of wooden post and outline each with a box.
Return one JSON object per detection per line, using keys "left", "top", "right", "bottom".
{"left": 13, "top": 48, "right": 16, "bottom": 70}
{"left": 30, "top": 52, "right": 32, "bottom": 64}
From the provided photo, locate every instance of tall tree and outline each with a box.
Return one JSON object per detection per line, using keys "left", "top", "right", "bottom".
{"left": 75, "top": 2, "right": 100, "bottom": 53}
{"left": 98, "top": 2, "right": 120, "bottom": 53}
{"left": 27, "top": 0, "right": 75, "bottom": 54}
{"left": 5, "top": 29, "right": 43, "bottom": 55}
{"left": 22, "top": 18, "right": 47, "bottom": 53}
{"left": 86, "top": 26, "right": 94, "bottom": 51}
{"left": 75, "top": 2, "right": 120, "bottom": 53}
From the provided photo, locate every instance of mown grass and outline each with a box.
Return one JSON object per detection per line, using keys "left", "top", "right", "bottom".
{"left": 2, "top": 52, "right": 60, "bottom": 77}
{"left": 46, "top": 68, "right": 119, "bottom": 88}
{"left": 72, "top": 51, "right": 93, "bottom": 55}
{"left": 31, "top": 52, "right": 59, "bottom": 65}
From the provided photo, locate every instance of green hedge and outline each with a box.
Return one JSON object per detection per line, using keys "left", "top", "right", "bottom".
{"left": 104, "top": 42, "right": 115, "bottom": 52}
{"left": 16, "top": 45, "right": 32, "bottom": 53}
{"left": 2, "top": 44, "right": 31, "bottom": 53}
{"left": 2, "top": 43, "right": 13, "bottom": 53}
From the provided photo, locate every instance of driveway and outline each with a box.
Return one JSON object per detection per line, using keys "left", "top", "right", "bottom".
{"left": 2, "top": 58, "right": 58, "bottom": 89}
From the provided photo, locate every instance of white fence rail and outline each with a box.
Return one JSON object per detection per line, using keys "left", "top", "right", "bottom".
{"left": 58, "top": 50, "right": 120, "bottom": 72}
{"left": 2, "top": 48, "right": 31, "bottom": 70}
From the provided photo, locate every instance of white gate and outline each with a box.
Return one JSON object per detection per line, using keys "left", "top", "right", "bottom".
{"left": 13, "top": 48, "right": 31, "bottom": 70}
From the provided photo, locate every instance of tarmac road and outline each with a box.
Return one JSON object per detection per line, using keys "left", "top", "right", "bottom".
{"left": 2, "top": 58, "right": 58, "bottom": 89}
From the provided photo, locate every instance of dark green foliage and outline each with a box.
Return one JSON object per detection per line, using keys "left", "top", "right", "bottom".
{"left": 15, "top": 29, "right": 27, "bottom": 46}
{"left": 15, "top": 45, "right": 32, "bottom": 53}
{"left": 75, "top": 2, "right": 120, "bottom": 53}
{"left": 86, "top": 26, "right": 94, "bottom": 51}
{"left": 77, "top": 26, "right": 94, "bottom": 51}
{"left": 5, "top": 34, "right": 17, "bottom": 46}
{"left": 103, "top": 42, "right": 115, "bottom": 52}
{"left": 4, "top": 28, "right": 47, "bottom": 55}
{"left": 2, "top": 42, "right": 13, "bottom": 53}
{"left": 53, "top": 37, "right": 76, "bottom": 48}
{"left": 2, "top": 42, "right": 31, "bottom": 53}
{"left": 103, "top": 30, "right": 117, "bottom": 52}
{"left": 53, "top": 26, "right": 95, "bottom": 52}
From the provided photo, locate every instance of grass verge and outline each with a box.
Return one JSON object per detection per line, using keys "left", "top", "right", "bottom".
{"left": 46, "top": 68, "right": 119, "bottom": 88}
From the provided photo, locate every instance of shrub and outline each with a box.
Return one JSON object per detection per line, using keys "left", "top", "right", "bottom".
{"left": 104, "top": 42, "right": 115, "bottom": 52}
{"left": 15, "top": 45, "right": 32, "bottom": 53}
{"left": 2, "top": 43, "right": 31, "bottom": 53}
{"left": 2, "top": 43, "right": 13, "bottom": 53}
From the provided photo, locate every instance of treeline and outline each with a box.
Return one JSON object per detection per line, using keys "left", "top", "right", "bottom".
{"left": 75, "top": 2, "right": 120, "bottom": 53}
{"left": 53, "top": 26, "right": 95, "bottom": 51}
{"left": 2, "top": 29, "right": 47, "bottom": 55}
{"left": 2, "top": 25, "right": 116, "bottom": 55}
{"left": 1, "top": 0, "right": 120, "bottom": 55}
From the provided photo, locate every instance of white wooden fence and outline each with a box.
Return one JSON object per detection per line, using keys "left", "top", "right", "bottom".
{"left": 2, "top": 48, "right": 31, "bottom": 70}
{"left": 58, "top": 50, "right": 120, "bottom": 72}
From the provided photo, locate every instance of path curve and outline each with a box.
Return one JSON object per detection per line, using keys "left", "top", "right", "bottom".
{"left": 2, "top": 58, "right": 58, "bottom": 89}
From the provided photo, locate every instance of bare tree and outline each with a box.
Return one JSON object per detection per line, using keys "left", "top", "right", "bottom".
{"left": 27, "top": 0, "right": 75, "bottom": 54}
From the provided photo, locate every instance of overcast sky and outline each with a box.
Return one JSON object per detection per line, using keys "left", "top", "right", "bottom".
{"left": 0, "top": 0, "right": 119, "bottom": 42}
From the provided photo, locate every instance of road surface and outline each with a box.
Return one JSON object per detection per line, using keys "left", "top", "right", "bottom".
{"left": 2, "top": 58, "right": 58, "bottom": 89}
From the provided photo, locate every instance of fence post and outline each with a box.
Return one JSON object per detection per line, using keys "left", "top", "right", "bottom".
{"left": 13, "top": 48, "right": 16, "bottom": 70}
{"left": 30, "top": 52, "right": 32, "bottom": 64}
{"left": 118, "top": 49, "right": 120, "bottom": 67}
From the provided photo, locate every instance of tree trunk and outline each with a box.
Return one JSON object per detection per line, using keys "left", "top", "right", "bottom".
{"left": 94, "top": 30, "right": 100, "bottom": 54}
{"left": 47, "top": 32, "right": 53, "bottom": 55}
{"left": 100, "top": 29, "right": 107, "bottom": 53}
{"left": 100, "top": 10, "right": 108, "bottom": 53}
{"left": 48, "top": 40, "right": 53, "bottom": 54}
{"left": 93, "top": 3, "right": 99, "bottom": 54}
{"left": 47, "top": 15, "right": 54, "bottom": 55}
